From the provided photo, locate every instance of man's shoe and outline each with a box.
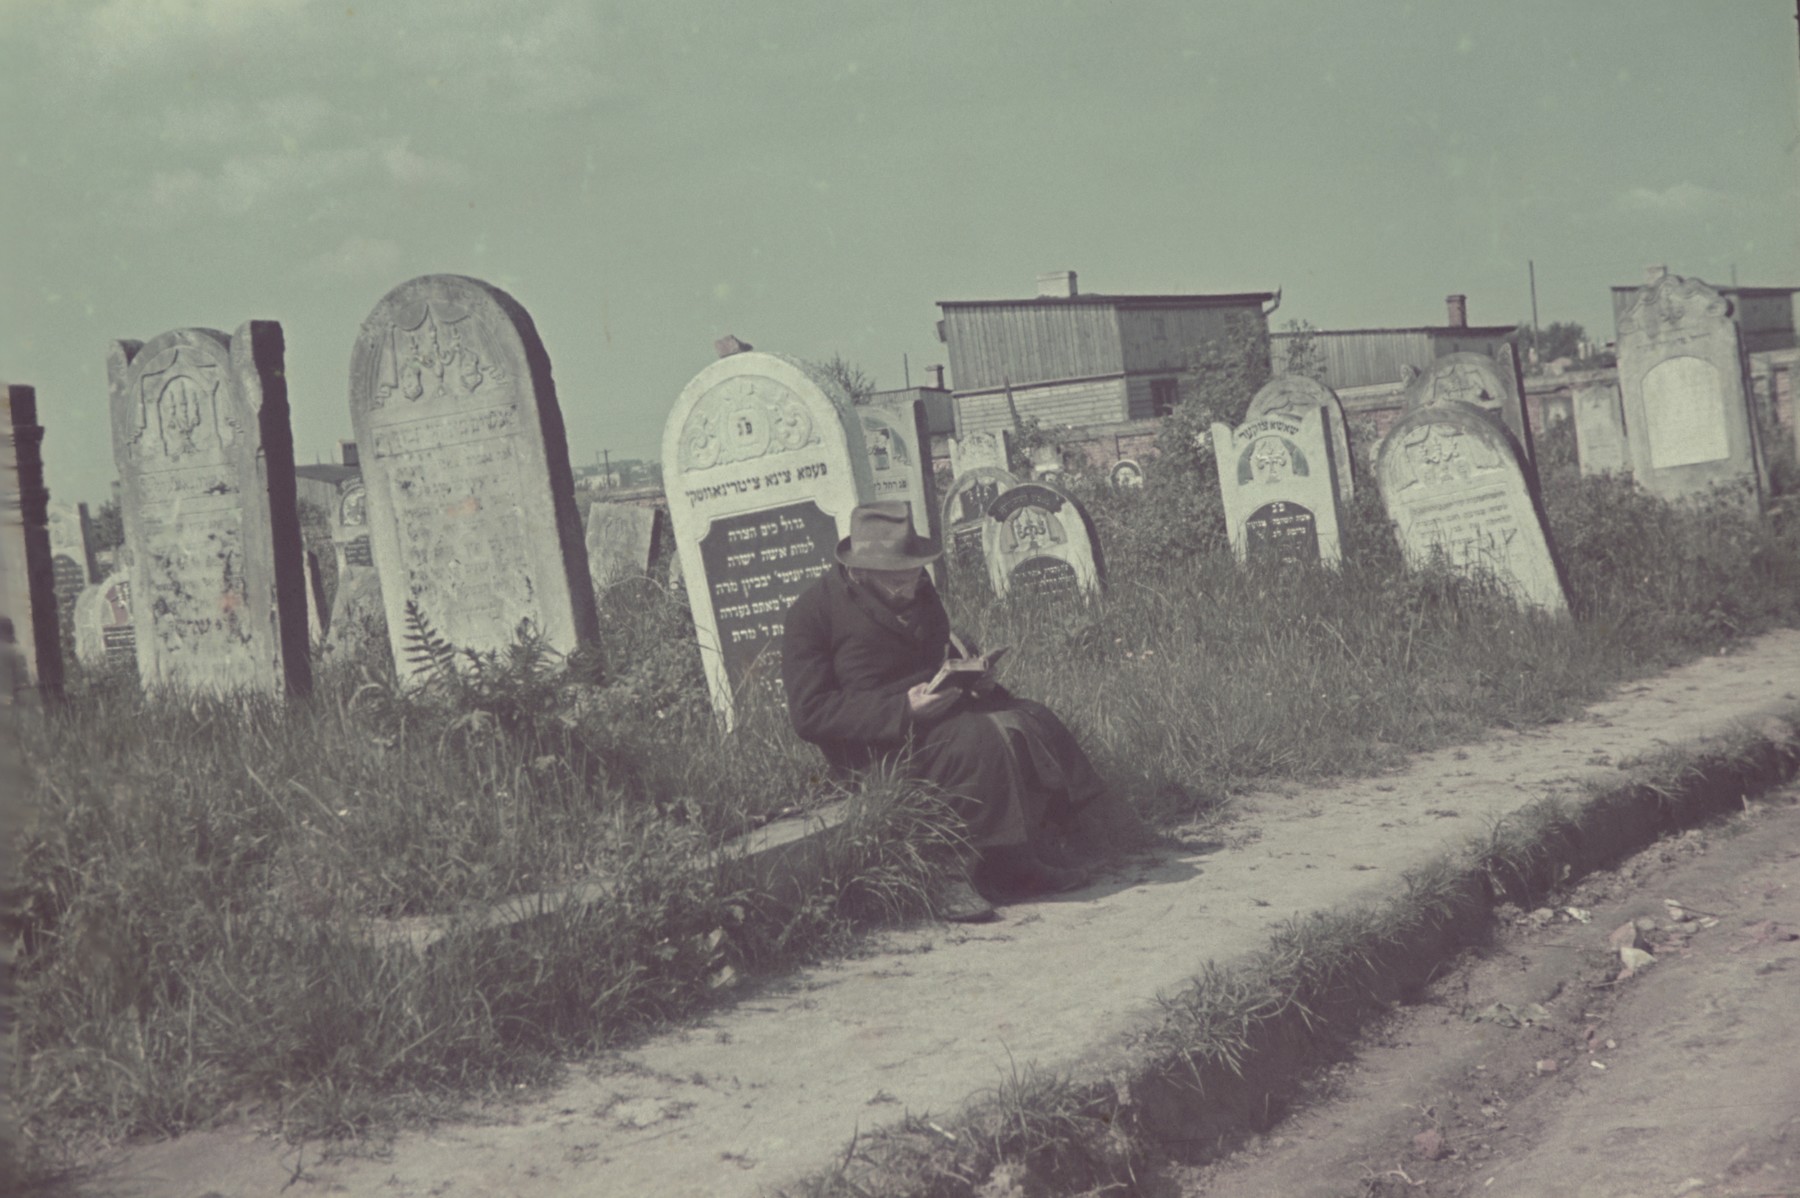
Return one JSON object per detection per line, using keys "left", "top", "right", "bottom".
{"left": 977, "top": 845, "right": 1091, "bottom": 900}
{"left": 931, "top": 877, "right": 998, "bottom": 923}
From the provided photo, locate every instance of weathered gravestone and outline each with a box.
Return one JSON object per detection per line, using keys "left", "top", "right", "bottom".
{"left": 982, "top": 481, "right": 1103, "bottom": 600}
{"left": 1402, "top": 351, "right": 1536, "bottom": 475}
{"left": 1614, "top": 269, "right": 1764, "bottom": 510}
{"left": 0, "top": 383, "right": 63, "bottom": 696}
{"left": 942, "top": 428, "right": 1018, "bottom": 577}
{"left": 663, "top": 351, "right": 872, "bottom": 727}
{"left": 107, "top": 324, "right": 310, "bottom": 695}
{"left": 860, "top": 399, "right": 941, "bottom": 583}
{"left": 322, "top": 475, "right": 386, "bottom": 660}
{"left": 1110, "top": 458, "right": 1145, "bottom": 490}
{"left": 1211, "top": 404, "right": 1344, "bottom": 567}
{"left": 1245, "top": 374, "right": 1356, "bottom": 501}
{"left": 1376, "top": 402, "right": 1568, "bottom": 614}
{"left": 45, "top": 502, "right": 97, "bottom": 607}
{"left": 1572, "top": 380, "right": 1629, "bottom": 476}
{"left": 72, "top": 572, "right": 136, "bottom": 672}
{"left": 584, "top": 501, "right": 664, "bottom": 594}
{"left": 349, "top": 275, "right": 597, "bottom": 673}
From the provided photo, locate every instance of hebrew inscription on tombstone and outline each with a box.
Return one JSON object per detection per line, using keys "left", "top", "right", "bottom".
{"left": 45, "top": 502, "right": 98, "bottom": 608}
{"left": 323, "top": 475, "right": 386, "bottom": 660}
{"left": 1245, "top": 374, "right": 1356, "bottom": 502}
{"left": 585, "top": 501, "right": 664, "bottom": 594}
{"left": 1402, "top": 351, "right": 1535, "bottom": 473}
{"left": 663, "top": 351, "right": 872, "bottom": 727}
{"left": 73, "top": 572, "right": 136, "bottom": 672}
{"left": 1211, "top": 404, "right": 1344, "bottom": 567}
{"left": 941, "top": 465, "right": 1020, "bottom": 576}
{"left": 349, "top": 275, "right": 597, "bottom": 672}
{"left": 1572, "top": 380, "right": 1629, "bottom": 476}
{"left": 982, "top": 481, "right": 1103, "bottom": 601}
{"left": 107, "top": 324, "right": 310, "bottom": 695}
{"left": 0, "top": 383, "right": 63, "bottom": 696}
{"left": 1376, "top": 402, "right": 1567, "bottom": 614}
{"left": 1614, "top": 270, "right": 1764, "bottom": 510}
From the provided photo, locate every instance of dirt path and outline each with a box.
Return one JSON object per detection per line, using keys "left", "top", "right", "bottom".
{"left": 61, "top": 630, "right": 1800, "bottom": 1198}
{"left": 1184, "top": 785, "right": 1800, "bottom": 1198}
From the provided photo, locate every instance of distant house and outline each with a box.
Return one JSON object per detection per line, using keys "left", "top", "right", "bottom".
{"left": 294, "top": 440, "right": 360, "bottom": 518}
{"left": 936, "top": 271, "right": 1279, "bottom": 444}
{"left": 1268, "top": 295, "right": 1518, "bottom": 395}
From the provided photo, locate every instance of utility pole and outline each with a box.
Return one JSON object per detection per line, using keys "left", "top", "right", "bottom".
{"left": 1528, "top": 260, "right": 1540, "bottom": 339}
{"left": 602, "top": 449, "right": 611, "bottom": 489}
{"left": 903, "top": 352, "right": 910, "bottom": 389}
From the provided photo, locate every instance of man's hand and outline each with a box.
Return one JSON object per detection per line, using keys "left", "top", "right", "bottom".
{"left": 907, "top": 681, "right": 963, "bottom": 721}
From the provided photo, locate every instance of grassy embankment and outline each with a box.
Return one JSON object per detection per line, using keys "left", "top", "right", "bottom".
{"left": 11, "top": 415, "right": 1800, "bottom": 1172}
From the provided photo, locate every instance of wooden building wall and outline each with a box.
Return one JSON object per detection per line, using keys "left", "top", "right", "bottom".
{"left": 941, "top": 302, "right": 1122, "bottom": 392}
{"left": 954, "top": 377, "right": 1128, "bottom": 437}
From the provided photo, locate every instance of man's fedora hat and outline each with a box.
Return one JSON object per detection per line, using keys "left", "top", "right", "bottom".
{"left": 836, "top": 502, "right": 942, "bottom": 571}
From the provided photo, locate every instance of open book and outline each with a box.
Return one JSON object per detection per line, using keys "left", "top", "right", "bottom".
{"left": 926, "top": 633, "right": 1008, "bottom": 695}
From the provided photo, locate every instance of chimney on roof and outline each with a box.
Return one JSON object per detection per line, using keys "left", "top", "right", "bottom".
{"left": 925, "top": 364, "right": 945, "bottom": 390}
{"left": 1036, "top": 270, "right": 1078, "bottom": 298}
{"left": 337, "top": 439, "right": 359, "bottom": 468}
{"left": 714, "top": 334, "right": 753, "bottom": 358}
{"left": 1445, "top": 294, "right": 1468, "bottom": 329}
{"left": 1646, "top": 264, "right": 1668, "bottom": 284}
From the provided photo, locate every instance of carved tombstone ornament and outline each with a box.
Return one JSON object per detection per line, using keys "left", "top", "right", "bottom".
{"left": 349, "top": 275, "right": 597, "bottom": 676}
{"left": 107, "top": 324, "right": 310, "bottom": 696}
{"left": 1614, "top": 271, "right": 1764, "bottom": 510}
{"left": 1376, "top": 403, "right": 1567, "bottom": 614}
{"left": 1245, "top": 375, "right": 1356, "bottom": 502}
{"left": 663, "top": 351, "right": 873, "bottom": 728}
{"left": 981, "top": 480, "right": 1103, "bottom": 600}
{"left": 1401, "top": 351, "right": 1536, "bottom": 475}
{"left": 1211, "top": 404, "right": 1345, "bottom": 567}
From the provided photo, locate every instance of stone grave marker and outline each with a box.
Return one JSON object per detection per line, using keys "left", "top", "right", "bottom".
{"left": 859, "top": 398, "right": 941, "bottom": 582}
{"left": 1245, "top": 374, "right": 1356, "bottom": 501}
{"left": 663, "top": 350, "right": 873, "bottom": 727}
{"left": 72, "top": 572, "right": 136, "bottom": 672}
{"left": 948, "top": 428, "right": 1012, "bottom": 479}
{"left": 1109, "top": 458, "right": 1145, "bottom": 489}
{"left": 1211, "top": 404, "right": 1344, "bottom": 567}
{"left": 982, "top": 481, "right": 1103, "bottom": 600}
{"left": 941, "top": 465, "right": 1020, "bottom": 576}
{"left": 107, "top": 324, "right": 310, "bottom": 695}
{"left": 1376, "top": 402, "right": 1567, "bottom": 614}
{"left": 45, "top": 502, "right": 97, "bottom": 607}
{"left": 0, "top": 383, "right": 63, "bottom": 697}
{"left": 323, "top": 475, "right": 386, "bottom": 659}
{"left": 1572, "top": 380, "right": 1629, "bottom": 476}
{"left": 1494, "top": 341, "right": 1538, "bottom": 466}
{"left": 585, "top": 501, "right": 664, "bottom": 594}
{"left": 349, "top": 275, "right": 597, "bottom": 674}
{"left": 1402, "top": 351, "right": 1535, "bottom": 473}
{"left": 1614, "top": 269, "right": 1764, "bottom": 510}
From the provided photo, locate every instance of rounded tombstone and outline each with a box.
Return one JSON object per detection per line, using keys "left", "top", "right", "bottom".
{"left": 1109, "top": 458, "right": 1145, "bottom": 490}
{"left": 1245, "top": 374, "right": 1354, "bottom": 501}
{"left": 981, "top": 480, "right": 1103, "bottom": 601}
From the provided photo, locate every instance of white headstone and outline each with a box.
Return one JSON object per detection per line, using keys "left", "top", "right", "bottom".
{"left": 982, "top": 481, "right": 1103, "bottom": 600}
{"left": 323, "top": 476, "right": 385, "bottom": 660}
{"left": 859, "top": 399, "right": 941, "bottom": 583}
{"left": 1402, "top": 351, "right": 1536, "bottom": 475}
{"left": 585, "top": 501, "right": 664, "bottom": 594}
{"left": 1376, "top": 403, "right": 1567, "bottom": 614}
{"left": 1211, "top": 404, "right": 1345, "bottom": 566}
{"left": 1245, "top": 375, "right": 1356, "bottom": 502}
{"left": 349, "top": 275, "right": 597, "bottom": 674}
{"left": 1572, "top": 380, "right": 1629, "bottom": 476}
{"left": 107, "top": 324, "right": 310, "bottom": 696}
{"left": 663, "top": 351, "right": 873, "bottom": 727}
{"left": 73, "top": 572, "right": 137, "bottom": 671}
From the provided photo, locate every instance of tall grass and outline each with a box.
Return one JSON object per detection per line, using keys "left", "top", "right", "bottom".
{"left": 13, "top": 419, "right": 1800, "bottom": 1170}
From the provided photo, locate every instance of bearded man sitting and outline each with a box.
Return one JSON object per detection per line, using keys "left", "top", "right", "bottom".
{"left": 781, "top": 501, "right": 1117, "bottom": 922}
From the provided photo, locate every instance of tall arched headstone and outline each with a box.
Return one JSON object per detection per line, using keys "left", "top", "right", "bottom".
{"left": 1212, "top": 404, "right": 1344, "bottom": 567}
{"left": 663, "top": 351, "right": 872, "bottom": 728}
{"left": 1376, "top": 403, "right": 1567, "bottom": 614}
{"left": 981, "top": 481, "right": 1103, "bottom": 600}
{"left": 349, "top": 275, "right": 597, "bottom": 674}
{"left": 107, "top": 324, "right": 310, "bottom": 696}
{"left": 1402, "top": 351, "right": 1536, "bottom": 476}
{"left": 1614, "top": 271, "right": 1764, "bottom": 511}
{"left": 1245, "top": 375, "right": 1355, "bottom": 502}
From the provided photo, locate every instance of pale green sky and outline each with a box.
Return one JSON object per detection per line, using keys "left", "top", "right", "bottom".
{"left": 3, "top": 0, "right": 1797, "bottom": 505}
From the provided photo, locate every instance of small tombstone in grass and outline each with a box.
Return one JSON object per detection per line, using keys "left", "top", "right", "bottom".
{"left": 73, "top": 571, "right": 137, "bottom": 673}
{"left": 1244, "top": 374, "right": 1356, "bottom": 501}
{"left": 1614, "top": 268, "right": 1765, "bottom": 511}
{"left": 1109, "top": 458, "right": 1145, "bottom": 490}
{"left": 1572, "top": 380, "right": 1629, "bottom": 476}
{"left": 1, "top": 383, "right": 64, "bottom": 697}
{"left": 1376, "top": 402, "right": 1568, "bottom": 614}
{"left": 350, "top": 275, "right": 597, "bottom": 675}
{"left": 982, "top": 480, "right": 1103, "bottom": 600}
{"left": 859, "top": 398, "right": 941, "bottom": 584}
{"left": 585, "top": 501, "right": 664, "bottom": 594}
{"left": 1402, "top": 351, "right": 1536, "bottom": 476}
{"left": 663, "top": 349, "right": 872, "bottom": 728}
{"left": 323, "top": 476, "right": 386, "bottom": 661}
{"left": 1211, "top": 404, "right": 1344, "bottom": 567}
{"left": 108, "top": 324, "right": 310, "bottom": 696}
{"left": 940, "top": 464, "right": 1019, "bottom": 578}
